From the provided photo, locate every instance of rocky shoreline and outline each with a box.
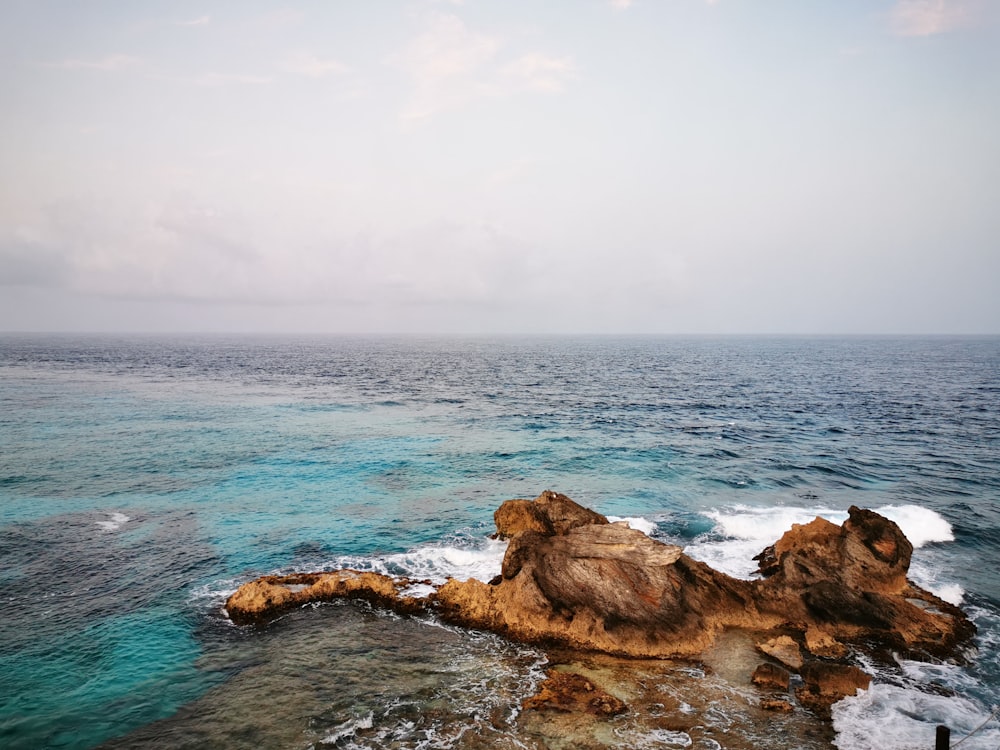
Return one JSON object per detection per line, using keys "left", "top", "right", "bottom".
{"left": 225, "top": 491, "right": 975, "bottom": 723}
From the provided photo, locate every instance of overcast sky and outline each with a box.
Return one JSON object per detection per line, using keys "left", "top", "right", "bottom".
{"left": 1, "top": 0, "right": 997, "bottom": 334}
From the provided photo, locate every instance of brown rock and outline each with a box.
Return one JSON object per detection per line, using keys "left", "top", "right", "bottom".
{"left": 225, "top": 579, "right": 295, "bottom": 622}
{"left": 494, "top": 499, "right": 555, "bottom": 539}
{"left": 223, "top": 490, "right": 976, "bottom": 713}
{"left": 760, "top": 698, "right": 795, "bottom": 713}
{"left": 751, "top": 662, "right": 791, "bottom": 691}
{"left": 795, "top": 661, "right": 872, "bottom": 717}
{"left": 804, "top": 627, "right": 849, "bottom": 659}
{"left": 757, "top": 635, "right": 804, "bottom": 671}
{"left": 225, "top": 570, "right": 430, "bottom": 625}
{"left": 756, "top": 507, "right": 911, "bottom": 595}
{"left": 494, "top": 490, "right": 608, "bottom": 539}
{"left": 753, "top": 506, "right": 975, "bottom": 657}
{"left": 441, "top": 496, "right": 975, "bottom": 661}
{"left": 522, "top": 670, "right": 627, "bottom": 718}
{"left": 438, "top": 521, "right": 759, "bottom": 658}
{"left": 842, "top": 507, "right": 912, "bottom": 594}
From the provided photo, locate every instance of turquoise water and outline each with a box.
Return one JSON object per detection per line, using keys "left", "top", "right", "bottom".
{"left": 1, "top": 335, "right": 998, "bottom": 749}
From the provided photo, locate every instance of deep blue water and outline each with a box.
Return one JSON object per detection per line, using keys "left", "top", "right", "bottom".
{"left": 1, "top": 335, "right": 998, "bottom": 749}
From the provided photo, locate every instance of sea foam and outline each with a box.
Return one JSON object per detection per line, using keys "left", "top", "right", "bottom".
{"left": 321, "top": 712, "right": 375, "bottom": 745}
{"left": 876, "top": 504, "right": 954, "bottom": 547}
{"left": 323, "top": 536, "right": 509, "bottom": 586}
{"left": 95, "top": 512, "right": 130, "bottom": 532}
{"left": 832, "top": 683, "right": 1000, "bottom": 750}
{"left": 607, "top": 515, "right": 659, "bottom": 536}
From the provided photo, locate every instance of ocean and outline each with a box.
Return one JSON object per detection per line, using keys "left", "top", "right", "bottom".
{"left": 1, "top": 334, "right": 998, "bottom": 749}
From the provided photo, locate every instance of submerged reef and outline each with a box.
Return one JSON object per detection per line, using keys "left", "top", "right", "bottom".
{"left": 225, "top": 490, "right": 975, "bottom": 718}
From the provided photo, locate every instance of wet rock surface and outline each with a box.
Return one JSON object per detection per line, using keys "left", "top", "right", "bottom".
{"left": 795, "top": 662, "right": 873, "bottom": 718}
{"left": 225, "top": 570, "right": 430, "bottom": 626}
{"left": 435, "top": 494, "right": 974, "bottom": 663}
{"left": 751, "top": 662, "right": 791, "bottom": 692}
{"left": 521, "top": 670, "right": 627, "bottom": 717}
{"left": 438, "top": 492, "right": 762, "bottom": 658}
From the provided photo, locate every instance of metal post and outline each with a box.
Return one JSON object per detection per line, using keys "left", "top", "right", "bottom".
{"left": 935, "top": 725, "right": 950, "bottom": 750}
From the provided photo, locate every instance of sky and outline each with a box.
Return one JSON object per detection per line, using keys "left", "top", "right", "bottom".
{"left": 0, "top": 0, "right": 998, "bottom": 334}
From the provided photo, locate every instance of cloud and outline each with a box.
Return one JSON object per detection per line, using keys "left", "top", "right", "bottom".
{"left": 392, "top": 13, "right": 574, "bottom": 120}
{"left": 280, "top": 53, "right": 349, "bottom": 78}
{"left": 194, "top": 72, "right": 274, "bottom": 86}
{"left": 0, "top": 192, "right": 548, "bottom": 310}
{"left": 486, "top": 157, "right": 536, "bottom": 187}
{"left": 399, "top": 13, "right": 500, "bottom": 82}
{"left": 364, "top": 221, "right": 538, "bottom": 305}
{"left": 890, "top": 0, "right": 971, "bottom": 36}
{"left": 154, "top": 199, "right": 259, "bottom": 264}
{"left": 44, "top": 54, "right": 140, "bottom": 71}
{"left": 176, "top": 15, "right": 211, "bottom": 27}
{"left": 501, "top": 53, "right": 575, "bottom": 92}
{"left": 392, "top": 13, "right": 502, "bottom": 120}
{"left": 2, "top": 196, "right": 271, "bottom": 303}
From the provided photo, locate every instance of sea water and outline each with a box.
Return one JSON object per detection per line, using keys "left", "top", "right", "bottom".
{"left": 0, "top": 335, "right": 998, "bottom": 749}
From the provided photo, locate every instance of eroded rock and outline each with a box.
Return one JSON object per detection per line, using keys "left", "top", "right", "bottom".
{"left": 761, "top": 697, "right": 795, "bottom": 713}
{"left": 224, "top": 570, "right": 430, "bottom": 626}
{"left": 494, "top": 490, "right": 608, "bottom": 539}
{"left": 522, "top": 670, "right": 628, "bottom": 718}
{"left": 438, "top": 518, "right": 760, "bottom": 658}
{"left": 795, "top": 662, "right": 872, "bottom": 718}
{"left": 751, "top": 662, "right": 791, "bottom": 692}
{"left": 804, "top": 626, "right": 849, "bottom": 659}
{"left": 753, "top": 506, "right": 974, "bottom": 658}
{"left": 757, "top": 635, "right": 804, "bottom": 671}
{"left": 223, "top": 490, "right": 976, "bottom": 723}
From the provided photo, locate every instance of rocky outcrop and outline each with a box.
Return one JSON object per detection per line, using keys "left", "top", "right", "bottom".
{"left": 225, "top": 570, "right": 431, "bottom": 626}
{"left": 223, "top": 491, "right": 976, "bottom": 718}
{"left": 521, "top": 670, "right": 627, "bottom": 718}
{"left": 803, "top": 626, "right": 849, "bottom": 659}
{"left": 752, "top": 505, "right": 975, "bottom": 659}
{"left": 438, "top": 515, "right": 763, "bottom": 657}
{"left": 493, "top": 490, "right": 608, "bottom": 539}
{"left": 751, "top": 662, "right": 791, "bottom": 691}
{"left": 795, "top": 662, "right": 872, "bottom": 718}
{"left": 756, "top": 635, "right": 804, "bottom": 671}
{"left": 437, "top": 495, "right": 973, "bottom": 662}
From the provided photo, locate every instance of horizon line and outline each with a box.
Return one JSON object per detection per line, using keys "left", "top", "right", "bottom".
{"left": 2, "top": 330, "right": 998, "bottom": 338}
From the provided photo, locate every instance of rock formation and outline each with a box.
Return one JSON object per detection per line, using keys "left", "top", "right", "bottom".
{"left": 756, "top": 635, "right": 804, "bottom": 671}
{"left": 437, "top": 499, "right": 764, "bottom": 658}
{"left": 493, "top": 491, "right": 609, "bottom": 539}
{"left": 751, "top": 662, "right": 791, "bottom": 691}
{"left": 224, "top": 490, "right": 976, "bottom": 716}
{"left": 521, "top": 670, "right": 627, "bottom": 718}
{"left": 795, "top": 661, "right": 873, "bottom": 718}
{"left": 752, "top": 505, "right": 974, "bottom": 659}
{"left": 434, "top": 493, "right": 973, "bottom": 662}
{"left": 225, "top": 570, "right": 431, "bottom": 626}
